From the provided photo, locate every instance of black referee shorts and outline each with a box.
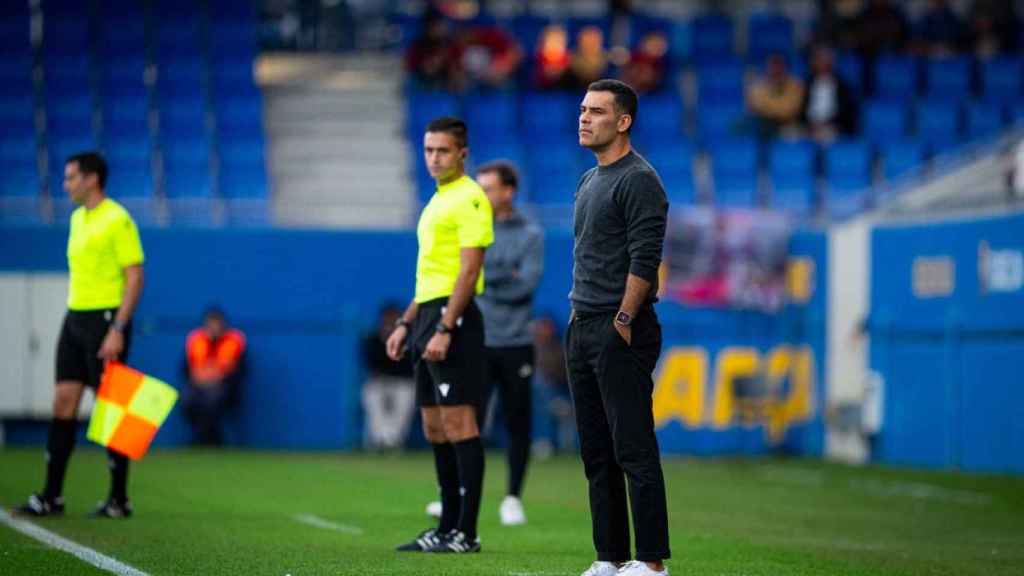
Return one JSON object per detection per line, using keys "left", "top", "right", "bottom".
{"left": 55, "top": 309, "right": 133, "bottom": 389}
{"left": 410, "top": 298, "right": 486, "bottom": 409}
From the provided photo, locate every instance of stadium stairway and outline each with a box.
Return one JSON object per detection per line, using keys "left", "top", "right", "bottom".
{"left": 261, "top": 53, "right": 414, "bottom": 229}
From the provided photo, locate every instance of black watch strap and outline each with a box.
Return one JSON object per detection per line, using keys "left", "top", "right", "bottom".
{"left": 394, "top": 318, "right": 411, "bottom": 330}
{"left": 435, "top": 321, "right": 452, "bottom": 334}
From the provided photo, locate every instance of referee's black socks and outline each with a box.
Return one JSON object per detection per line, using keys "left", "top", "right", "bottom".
{"left": 453, "top": 437, "right": 485, "bottom": 540}
{"left": 43, "top": 418, "right": 77, "bottom": 500}
{"left": 432, "top": 442, "right": 461, "bottom": 533}
{"left": 107, "top": 449, "right": 130, "bottom": 504}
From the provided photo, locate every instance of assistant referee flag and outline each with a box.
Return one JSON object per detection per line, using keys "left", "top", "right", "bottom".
{"left": 87, "top": 362, "right": 178, "bottom": 460}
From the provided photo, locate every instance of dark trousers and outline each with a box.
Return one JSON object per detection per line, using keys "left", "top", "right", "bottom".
{"left": 484, "top": 345, "right": 534, "bottom": 497}
{"left": 566, "top": 307, "right": 671, "bottom": 563}
{"left": 182, "top": 384, "right": 230, "bottom": 446}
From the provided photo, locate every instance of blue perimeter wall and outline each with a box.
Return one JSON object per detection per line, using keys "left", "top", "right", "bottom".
{"left": 870, "top": 211, "right": 1024, "bottom": 474}
{"left": 0, "top": 225, "right": 827, "bottom": 456}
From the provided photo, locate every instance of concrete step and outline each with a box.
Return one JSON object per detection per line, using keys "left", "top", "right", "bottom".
{"left": 274, "top": 203, "right": 414, "bottom": 230}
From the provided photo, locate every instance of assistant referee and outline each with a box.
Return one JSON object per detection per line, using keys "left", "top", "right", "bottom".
{"left": 570, "top": 80, "right": 671, "bottom": 576}
{"left": 389, "top": 117, "right": 493, "bottom": 554}
{"left": 17, "top": 152, "right": 145, "bottom": 519}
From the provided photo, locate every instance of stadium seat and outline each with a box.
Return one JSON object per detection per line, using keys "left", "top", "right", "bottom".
{"left": 44, "top": 52, "right": 92, "bottom": 94}
{"left": 691, "top": 12, "right": 734, "bottom": 63}
{"left": 0, "top": 50, "right": 32, "bottom": 85}
{"left": 924, "top": 56, "right": 972, "bottom": 100}
{"left": 209, "top": 22, "right": 258, "bottom": 60}
{"left": 470, "top": 141, "right": 524, "bottom": 174}
{"left": 824, "top": 139, "right": 872, "bottom": 213}
{"left": 916, "top": 99, "right": 963, "bottom": 155}
{"left": 747, "top": 13, "right": 794, "bottom": 64}
{"left": 407, "top": 90, "right": 459, "bottom": 137}
{"left": 521, "top": 92, "right": 576, "bottom": 137}
{"left": 696, "top": 57, "right": 745, "bottom": 106}
{"left": 157, "top": 58, "right": 207, "bottom": 99}
{"left": 863, "top": 99, "right": 910, "bottom": 142}
{"left": 640, "top": 140, "right": 696, "bottom": 205}
{"left": 46, "top": 94, "right": 97, "bottom": 142}
{"left": 225, "top": 198, "right": 271, "bottom": 227}
{"left": 0, "top": 89, "right": 36, "bottom": 134}
{"left": 526, "top": 144, "right": 579, "bottom": 204}
{"left": 0, "top": 17, "right": 31, "bottom": 54}
{"left": 210, "top": 0, "right": 258, "bottom": 23}
{"left": 979, "top": 56, "right": 1022, "bottom": 104}
{"left": 0, "top": 165, "right": 41, "bottom": 198}
{"left": 836, "top": 51, "right": 864, "bottom": 96}
{"left": 768, "top": 140, "right": 817, "bottom": 213}
{"left": 464, "top": 91, "right": 518, "bottom": 134}
{"left": 106, "top": 165, "right": 155, "bottom": 198}
{"left": 159, "top": 96, "right": 208, "bottom": 139}
{"left": 697, "top": 101, "right": 745, "bottom": 145}
{"left": 879, "top": 139, "right": 926, "bottom": 181}
{"left": 873, "top": 55, "right": 918, "bottom": 99}
{"left": 966, "top": 102, "right": 1004, "bottom": 140}
{"left": 99, "top": 18, "right": 147, "bottom": 58}
{"left": 42, "top": 17, "right": 89, "bottom": 55}
{"left": 164, "top": 166, "right": 213, "bottom": 198}
{"left": 220, "top": 170, "right": 269, "bottom": 199}
{"left": 156, "top": 18, "right": 203, "bottom": 58}
{"left": 103, "top": 96, "right": 150, "bottom": 138}
{"left": 709, "top": 138, "right": 759, "bottom": 207}
{"left": 631, "top": 93, "right": 684, "bottom": 140}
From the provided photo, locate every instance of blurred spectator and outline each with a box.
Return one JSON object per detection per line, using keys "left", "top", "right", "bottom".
{"left": 814, "top": 0, "right": 864, "bottom": 52}
{"left": 533, "top": 24, "right": 573, "bottom": 90}
{"left": 620, "top": 30, "right": 670, "bottom": 94}
{"left": 570, "top": 26, "right": 610, "bottom": 89}
{"left": 361, "top": 304, "right": 416, "bottom": 450}
{"left": 747, "top": 54, "right": 805, "bottom": 138}
{"left": 967, "top": 0, "right": 1019, "bottom": 56}
{"left": 912, "top": 0, "right": 966, "bottom": 56}
{"left": 856, "top": 0, "right": 909, "bottom": 57}
{"left": 801, "top": 45, "right": 858, "bottom": 142}
{"left": 530, "top": 315, "right": 574, "bottom": 456}
{"left": 405, "top": 10, "right": 456, "bottom": 90}
{"left": 182, "top": 308, "right": 246, "bottom": 446}
{"left": 448, "top": 23, "right": 523, "bottom": 91}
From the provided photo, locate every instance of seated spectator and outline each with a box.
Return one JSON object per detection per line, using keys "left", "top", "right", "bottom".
{"left": 361, "top": 304, "right": 415, "bottom": 450}
{"left": 533, "top": 24, "right": 572, "bottom": 90}
{"left": 968, "top": 0, "right": 1019, "bottom": 57}
{"left": 856, "top": 0, "right": 910, "bottom": 57}
{"left": 448, "top": 23, "right": 523, "bottom": 91}
{"left": 912, "top": 0, "right": 966, "bottom": 56}
{"left": 814, "top": 0, "right": 863, "bottom": 52}
{"left": 569, "top": 26, "right": 609, "bottom": 89}
{"left": 181, "top": 307, "right": 246, "bottom": 446}
{"left": 404, "top": 10, "right": 456, "bottom": 90}
{"left": 801, "top": 45, "right": 858, "bottom": 143}
{"left": 620, "top": 30, "right": 670, "bottom": 94}
{"left": 747, "top": 54, "right": 805, "bottom": 138}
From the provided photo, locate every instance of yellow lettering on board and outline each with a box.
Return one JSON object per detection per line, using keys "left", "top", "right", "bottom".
{"left": 711, "top": 347, "right": 759, "bottom": 429}
{"left": 652, "top": 347, "right": 707, "bottom": 428}
{"left": 764, "top": 346, "right": 816, "bottom": 441}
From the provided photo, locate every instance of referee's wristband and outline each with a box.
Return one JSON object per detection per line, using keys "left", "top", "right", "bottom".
{"left": 393, "top": 318, "right": 411, "bottom": 331}
{"left": 110, "top": 319, "right": 128, "bottom": 333}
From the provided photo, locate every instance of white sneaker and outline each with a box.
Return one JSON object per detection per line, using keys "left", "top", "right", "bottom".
{"left": 616, "top": 560, "right": 668, "bottom": 576}
{"left": 425, "top": 500, "right": 442, "bottom": 518}
{"left": 499, "top": 495, "right": 527, "bottom": 526}
{"left": 581, "top": 561, "right": 619, "bottom": 576}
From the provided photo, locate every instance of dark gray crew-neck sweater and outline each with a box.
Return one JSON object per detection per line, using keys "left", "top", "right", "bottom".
{"left": 570, "top": 150, "right": 668, "bottom": 313}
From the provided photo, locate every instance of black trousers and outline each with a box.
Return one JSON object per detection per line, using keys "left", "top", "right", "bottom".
{"left": 484, "top": 345, "right": 534, "bottom": 496}
{"left": 566, "top": 307, "right": 671, "bottom": 563}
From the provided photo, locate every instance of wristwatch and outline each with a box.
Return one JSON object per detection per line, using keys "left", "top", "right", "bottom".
{"left": 614, "top": 311, "right": 633, "bottom": 327}
{"left": 394, "top": 318, "right": 411, "bottom": 330}
{"left": 435, "top": 321, "right": 453, "bottom": 335}
{"left": 110, "top": 319, "right": 128, "bottom": 333}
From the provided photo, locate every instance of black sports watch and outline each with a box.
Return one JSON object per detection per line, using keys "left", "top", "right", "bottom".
{"left": 614, "top": 311, "right": 633, "bottom": 327}
{"left": 394, "top": 318, "right": 411, "bottom": 331}
{"left": 435, "top": 321, "right": 453, "bottom": 335}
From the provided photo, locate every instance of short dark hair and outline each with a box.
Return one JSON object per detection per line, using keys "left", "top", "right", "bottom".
{"left": 477, "top": 160, "right": 519, "bottom": 190}
{"left": 425, "top": 116, "right": 468, "bottom": 148}
{"left": 587, "top": 79, "right": 638, "bottom": 131}
{"left": 204, "top": 306, "right": 226, "bottom": 323}
{"left": 66, "top": 151, "right": 108, "bottom": 188}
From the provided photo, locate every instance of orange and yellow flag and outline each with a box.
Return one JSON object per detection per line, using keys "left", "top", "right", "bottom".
{"left": 86, "top": 362, "right": 178, "bottom": 460}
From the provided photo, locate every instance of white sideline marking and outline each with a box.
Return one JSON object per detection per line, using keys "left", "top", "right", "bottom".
{"left": 0, "top": 508, "right": 149, "bottom": 576}
{"left": 292, "top": 513, "right": 364, "bottom": 535}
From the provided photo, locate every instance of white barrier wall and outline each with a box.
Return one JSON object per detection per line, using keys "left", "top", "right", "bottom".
{"left": 0, "top": 273, "right": 92, "bottom": 418}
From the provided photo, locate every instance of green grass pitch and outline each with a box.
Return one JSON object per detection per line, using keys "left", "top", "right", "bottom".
{"left": 1, "top": 449, "right": 1022, "bottom": 575}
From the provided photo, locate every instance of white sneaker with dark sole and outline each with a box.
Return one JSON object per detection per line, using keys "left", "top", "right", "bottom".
{"left": 616, "top": 561, "right": 668, "bottom": 575}
{"left": 581, "top": 561, "right": 619, "bottom": 576}
{"left": 499, "top": 495, "right": 526, "bottom": 526}
{"left": 425, "top": 500, "right": 442, "bottom": 518}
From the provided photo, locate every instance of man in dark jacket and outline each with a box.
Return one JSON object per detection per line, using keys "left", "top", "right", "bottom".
{"left": 801, "top": 45, "right": 858, "bottom": 143}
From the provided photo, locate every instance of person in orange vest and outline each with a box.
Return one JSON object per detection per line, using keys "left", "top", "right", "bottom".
{"left": 181, "top": 307, "right": 246, "bottom": 446}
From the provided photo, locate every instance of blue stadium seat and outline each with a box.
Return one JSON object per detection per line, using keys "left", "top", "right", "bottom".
{"left": 99, "top": 18, "right": 146, "bottom": 57}
{"left": 100, "top": 55, "right": 148, "bottom": 96}
{"left": 709, "top": 138, "right": 759, "bottom": 207}
{"left": 0, "top": 166, "right": 41, "bottom": 198}
{"left": 916, "top": 99, "right": 963, "bottom": 154}
{"left": 159, "top": 96, "right": 208, "bottom": 139}
{"left": 824, "top": 139, "right": 872, "bottom": 213}
{"left": 215, "top": 95, "right": 263, "bottom": 139}
{"left": 46, "top": 94, "right": 96, "bottom": 141}
{"left": 747, "top": 13, "right": 794, "bottom": 64}
{"left": 0, "top": 89, "right": 36, "bottom": 133}
{"left": 225, "top": 198, "right": 271, "bottom": 227}
{"left": 966, "top": 102, "right": 1004, "bottom": 140}
{"left": 470, "top": 141, "right": 524, "bottom": 174}
{"left": 106, "top": 165, "right": 154, "bottom": 198}
{"left": 43, "top": 0, "right": 92, "bottom": 16}
{"left": 0, "top": 134, "right": 38, "bottom": 171}
{"left": 209, "top": 22, "right": 258, "bottom": 59}
{"left": 0, "top": 51, "right": 32, "bottom": 86}
{"left": 156, "top": 19, "right": 203, "bottom": 58}
{"left": 163, "top": 163, "right": 213, "bottom": 198}
{"left": 407, "top": 90, "right": 459, "bottom": 137}
{"left": 879, "top": 139, "right": 925, "bottom": 181}
{"left": 0, "top": 17, "right": 31, "bottom": 53}
{"left": 631, "top": 93, "right": 684, "bottom": 140}
{"left": 526, "top": 144, "right": 579, "bottom": 204}
{"left": 924, "top": 56, "right": 972, "bottom": 100}
{"left": 697, "top": 101, "right": 745, "bottom": 145}
{"left": 44, "top": 52, "right": 92, "bottom": 93}
{"left": 211, "top": 57, "right": 259, "bottom": 100}
{"left": 691, "top": 12, "right": 734, "bottom": 63}
{"left": 520, "top": 92, "right": 576, "bottom": 137}
{"left": 863, "top": 99, "right": 910, "bottom": 142}
{"left": 220, "top": 169, "right": 269, "bottom": 199}
{"left": 769, "top": 140, "right": 816, "bottom": 213}
{"left": 157, "top": 59, "right": 207, "bottom": 99}
{"left": 836, "top": 51, "right": 864, "bottom": 96}
{"left": 873, "top": 55, "right": 918, "bottom": 99}
{"left": 211, "top": 0, "right": 257, "bottom": 23}
{"left": 464, "top": 92, "right": 517, "bottom": 133}
{"left": 42, "top": 17, "right": 89, "bottom": 55}
{"left": 103, "top": 96, "right": 150, "bottom": 137}
{"left": 979, "top": 56, "right": 1022, "bottom": 104}
{"left": 510, "top": 14, "right": 549, "bottom": 54}
{"left": 696, "top": 57, "right": 745, "bottom": 106}
{"left": 640, "top": 141, "right": 695, "bottom": 205}
{"left": 219, "top": 138, "right": 265, "bottom": 168}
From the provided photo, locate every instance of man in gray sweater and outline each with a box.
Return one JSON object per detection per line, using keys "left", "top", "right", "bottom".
{"left": 571, "top": 79, "right": 670, "bottom": 576}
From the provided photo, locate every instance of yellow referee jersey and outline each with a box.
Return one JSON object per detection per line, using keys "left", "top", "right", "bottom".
{"left": 415, "top": 175, "right": 494, "bottom": 303}
{"left": 66, "top": 198, "right": 145, "bottom": 311}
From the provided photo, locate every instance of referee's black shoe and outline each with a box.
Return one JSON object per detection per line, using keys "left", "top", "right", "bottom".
{"left": 90, "top": 499, "right": 132, "bottom": 519}
{"left": 14, "top": 493, "right": 65, "bottom": 517}
{"left": 426, "top": 530, "right": 481, "bottom": 553}
{"left": 395, "top": 527, "right": 442, "bottom": 552}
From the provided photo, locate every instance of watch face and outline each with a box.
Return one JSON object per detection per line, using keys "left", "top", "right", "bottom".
{"left": 616, "top": 312, "right": 631, "bottom": 325}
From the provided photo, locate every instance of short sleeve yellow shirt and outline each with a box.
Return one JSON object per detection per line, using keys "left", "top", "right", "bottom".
{"left": 415, "top": 175, "right": 494, "bottom": 303}
{"left": 66, "top": 198, "right": 145, "bottom": 311}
